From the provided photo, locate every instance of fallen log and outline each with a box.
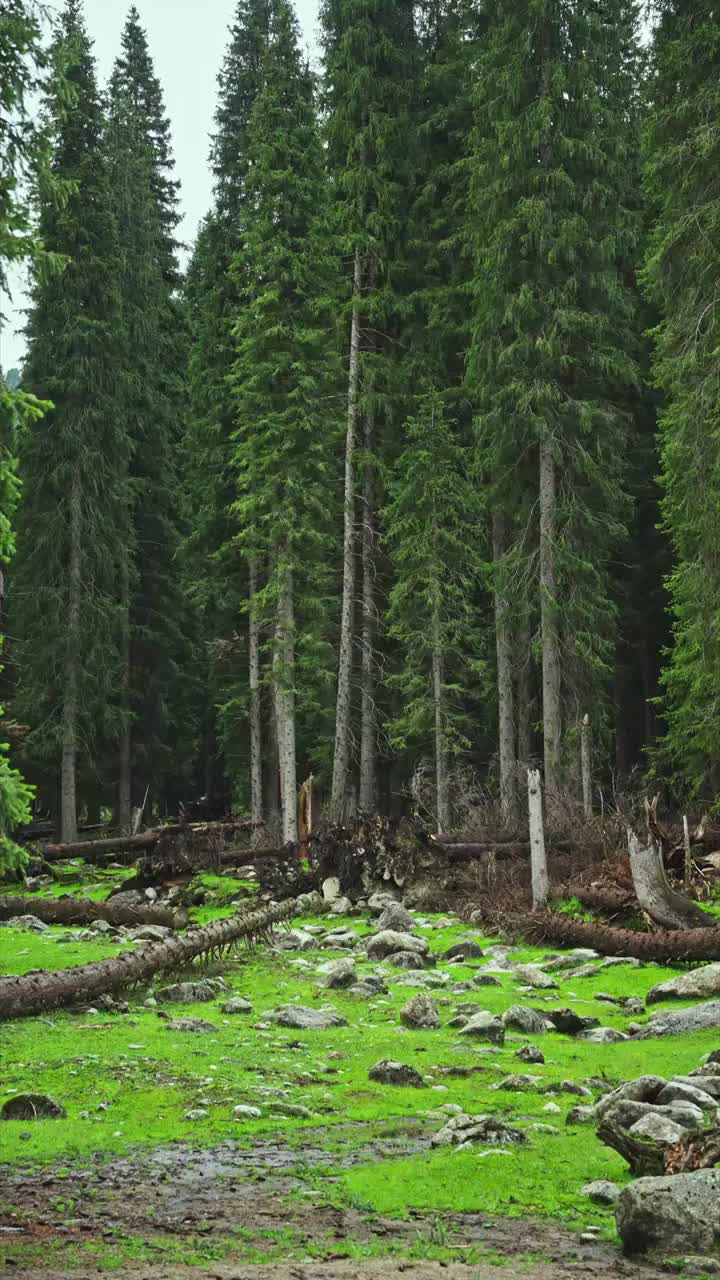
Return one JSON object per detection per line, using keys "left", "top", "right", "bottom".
{"left": 561, "top": 885, "right": 636, "bottom": 914}
{"left": 0, "top": 895, "right": 185, "bottom": 930}
{"left": 45, "top": 819, "right": 258, "bottom": 862}
{"left": 628, "top": 827, "right": 714, "bottom": 929}
{"left": 430, "top": 836, "right": 531, "bottom": 859}
{"left": 0, "top": 898, "right": 296, "bottom": 1021}
{"left": 665, "top": 1127, "right": 720, "bottom": 1174}
{"left": 505, "top": 909, "right": 720, "bottom": 963}
{"left": 597, "top": 1115, "right": 666, "bottom": 1177}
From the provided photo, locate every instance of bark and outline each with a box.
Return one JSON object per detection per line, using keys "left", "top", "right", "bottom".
{"left": 263, "top": 693, "right": 281, "bottom": 829}
{"left": 45, "top": 819, "right": 257, "bottom": 862}
{"left": 248, "top": 557, "right": 264, "bottom": 832}
{"left": 683, "top": 814, "right": 692, "bottom": 890}
{"left": 273, "top": 561, "right": 298, "bottom": 845}
{"left": 597, "top": 1115, "right": 667, "bottom": 1177}
{"left": 61, "top": 476, "right": 82, "bottom": 844}
{"left": 493, "top": 512, "right": 518, "bottom": 822}
{"left": 117, "top": 561, "right": 132, "bottom": 832}
{"left": 516, "top": 611, "right": 532, "bottom": 769}
{"left": 358, "top": 401, "right": 377, "bottom": 814}
{"left": 581, "top": 714, "right": 592, "bottom": 820}
{"left": 331, "top": 246, "right": 363, "bottom": 822}
{"left": 0, "top": 899, "right": 296, "bottom": 1022}
{"left": 628, "top": 827, "right": 713, "bottom": 929}
{"left": 528, "top": 768, "right": 549, "bottom": 908}
{"left": 432, "top": 617, "right": 449, "bottom": 835}
{"left": 0, "top": 894, "right": 185, "bottom": 930}
{"left": 507, "top": 909, "right": 720, "bottom": 963}
{"left": 664, "top": 1127, "right": 720, "bottom": 1174}
{"left": 539, "top": 440, "right": 561, "bottom": 805}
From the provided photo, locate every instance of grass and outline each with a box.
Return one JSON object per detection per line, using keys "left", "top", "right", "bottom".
{"left": 2, "top": 872, "right": 720, "bottom": 1267}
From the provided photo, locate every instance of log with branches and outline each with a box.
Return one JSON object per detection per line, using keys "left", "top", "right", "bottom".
{"left": 505, "top": 909, "right": 720, "bottom": 963}
{"left": 45, "top": 819, "right": 258, "bottom": 863}
{"left": 0, "top": 895, "right": 185, "bottom": 930}
{"left": 0, "top": 899, "right": 296, "bottom": 1021}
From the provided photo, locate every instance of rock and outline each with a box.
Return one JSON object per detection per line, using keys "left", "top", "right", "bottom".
{"left": 580, "top": 1027, "right": 629, "bottom": 1044}
{"left": 657, "top": 1080, "right": 719, "bottom": 1112}
{"left": 543, "top": 1101, "right": 562, "bottom": 1114}
{"left": 323, "top": 927, "right": 357, "bottom": 948}
{"left": 366, "top": 930, "right": 429, "bottom": 962}
{"left": 596, "top": 993, "right": 645, "bottom": 1016}
{"left": 546, "top": 1008, "right": 599, "bottom": 1035}
{"left": 516, "top": 1044, "right": 545, "bottom": 1064}
{"left": 166, "top": 1017, "right": 218, "bottom": 1033}
{"left": 386, "top": 950, "right": 426, "bottom": 970}
{"left": 682, "top": 1258, "right": 720, "bottom": 1276}
{"left": 322, "top": 877, "right": 341, "bottom": 903}
{"left": 647, "top": 963, "right": 720, "bottom": 1005}
{"left": 502, "top": 1005, "right": 548, "bottom": 1035}
{"left": 616, "top": 1169, "right": 720, "bottom": 1255}
{"left": 131, "top": 924, "right": 172, "bottom": 942}
{"left": 330, "top": 896, "right": 353, "bottom": 916}
{"left": 513, "top": 964, "right": 559, "bottom": 990}
{"left": 443, "top": 939, "right": 484, "bottom": 961}
{"left": 400, "top": 993, "right": 440, "bottom": 1030}
{"left": 90, "top": 919, "right": 113, "bottom": 935}
{"left": 598, "top": 956, "right": 641, "bottom": 970}
{"left": 1, "top": 1094, "right": 66, "bottom": 1121}
{"left": 6, "top": 915, "right": 49, "bottom": 933}
{"left": 673, "top": 1074, "right": 720, "bottom": 1100}
{"left": 595, "top": 1077, "right": 668, "bottom": 1120}
{"left": 349, "top": 975, "right": 387, "bottom": 996}
{"left": 267, "top": 1102, "right": 313, "bottom": 1118}
{"left": 527, "top": 1123, "right": 560, "bottom": 1135}
{"left": 457, "top": 1011, "right": 505, "bottom": 1044}
{"left": 156, "top": 981, "right": 217, "bottom": 1004}
{"left": 493, "top": 1073, "right": 542, "bottom": 1091}
{"left": 274, "top": 929, "right": 317, "bottom": 952}
{"left": 473, "top": 973, "right": 501, "bottom": 988}
{"left": 559, "top": 1080, "right": 593, "bottom": 1097}
{"left": 567, "top": 963, "right": 602, "bottom": 979}
{"left": 635, "top": 1001, "right": 720, "bottom": 1039}
{"left": 566, "top": 1106, "right": 596, "bottom": 1125}
{"left": 319, "top": 958, "right": 357, "bottom": 989}
{"left": 431, "top": 1113, "right": 527, "bottom": 1148}
{"left": 271, "top": 1005, "right": 347, "bottom": 1030}
{"left": 222, "top": 998, "right": 254, "bottom": 1014}
{"left": 184, "top": 1109, "right": 208, "bottom": 1121}
{"left": 367, "top": 892, "right": 401, "bottom": 916}
{"left": 296, "top": 891, "right": 328, "bottom": 915}
{"left": 377, "top": 903, "right": 413, "bottom": 932}
{"left": 626, "top": 1112, "right": 688, "bottom": 1147}
{"left": 233, "top": 1104, "right": 262, "bottom": 1119}
{"left": 369, "top": 1060, "right": 425, "bottom": 1088}
{"left": 581, "top": 1180, "right": 620, "bottom": 1206}
{"left": 601, "top": 1099, "right": 704, "bottom": 1133}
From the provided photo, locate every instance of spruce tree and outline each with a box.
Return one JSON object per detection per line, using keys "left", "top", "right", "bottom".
{"left": 467, "top": 0, "right": 642, "bottom": 812}
{"left": 229, "top": 0, "right": 339, "bottom": 843}
{"left": 13, "top": 0, "right": 130, "bottom": 841}
{"left": 644, "top": 2, "right": 720, "bottom": 794}
{"left": 107, "top": 8, "right": 190, "bottom": 821}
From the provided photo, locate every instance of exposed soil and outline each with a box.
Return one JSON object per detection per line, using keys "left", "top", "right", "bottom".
{"left": 1, "top": 1136, "right": 675, "bottom": 1280}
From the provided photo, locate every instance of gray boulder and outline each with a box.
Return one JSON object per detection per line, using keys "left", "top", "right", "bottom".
{"left": 296, "top": 891, "right": 328, "bottom": 915}
{"left": 516, "top": 1044, "right": 545, "bottom": 1064}
{"left": 165, "top": 1017, "right": 218, "bottom": 1033}
{"left": 322, "top": 876, "right": 341, "bottom": 902}
{"left": 329, "top": 896, "right": 353, "bottom": 916}
{"left": 271, "top": 1004, "right": 347, "bottom": 1030}
{"left": 502, "top": 1004, "right": 548, "bottom": 1035}
{"left": 616, "top": 1169, "right": 720, "bottom": 1254}
{"left": 368, "top": 1060, "right": 425, "bottom": 1088}
{"left": 156, "top": 981, "right": 217, "bottom": 1004}
{"left": 457, "top": 1011, "right": 505, "bottom": 1044}
{"left": 1, "top": 1094, "right": 66, "bottom": 1120}
{"left": 673, "top": 1073, "right": 720, "bottom": 1100}
{"left": 627, "top": 1112, "right": 687, "bottom": 1147}
{"left": 473, "top": 973, "right": 501, "bottom": 988}
{"left": 367, "top": 891, "right": 401, "bottom": 916}
{"left": 274, "top": 929, "right": 317, "bottom": 952}
{"left": 566, "top": 1106, "right": 596, "bottom": 1125}
{"left": 581, "top": 1180, "right": 620, "bottom": 1206}
{"left": 6, "top": 915, "right": 49, "bottom": 934}
{"left": 546, "top": 1008, "right": 599, "bottom": 1035}
{"left": 319, "top": 958, "right": 357, "bottom": 989}
{"left": 595, "top": 1076, "right": 667, "bottom": 1120}
{"left": 580, "top": 1026, "right": 629, "bottom": 1044}
{"left": 513, "top": 964, "right": 559, "bottom": 990}
{"left": 366, "top": 930, "right": 429, "bottom": 961}
{"left": 377, "top": 903, "right": 413, "bottom": 932}
{"left": 222, "top": 997, "right": 254, "bottom": 1014}
{"left": 634, "top": 1001, "right": 720, "bottom": 1039}
{"left": 431, "top": 1113, "right": 526, "bottom": 1148}
{"left": 132, "top": 924, "right": 173, "bottom": 942}
{"left": 387, "top": 950, "right": 427, "bottom": 969}
{"left": 400, "top": 993, "right": 440, "bottom": 1030}
{"left": 647, "top": 963, "right": 720, "bottom": 1005}
{"left": 444, "top": 939, "right": 484, "bottom": 961}
{"left": 657, "top": 1080, "right": 719, "bottom": 1112}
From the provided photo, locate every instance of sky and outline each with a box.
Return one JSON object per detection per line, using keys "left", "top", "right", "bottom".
{"left": 1, "top": 0, "right": 320, "bottom": 373}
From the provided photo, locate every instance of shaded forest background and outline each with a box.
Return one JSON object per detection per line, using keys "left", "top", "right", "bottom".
{"left": 1, "top": 0, "right": 718, "bottom": 854}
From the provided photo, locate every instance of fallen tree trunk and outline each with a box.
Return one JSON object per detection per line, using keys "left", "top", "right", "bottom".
{"left": 597, "top": 1115, "right": 666, "bottom": 1177}
{"left": 628, "top": 827, "right": 714, "bottom": 929}
{"left": 561, "top": 885, "right": 636, "bottom": 914}
{"left": 45, "top": 820, "right": 258, "bottom": 862}
{"left": 0, "top": 895, "right": 185, "bottom": 930}
{"left": 505, "top": 909, "right": 720, "bottom": 963}
{"left": 429, "top": 837, "right": 532, "bottom": 859}
{"left": 665, "top": 1127, "right": 720, "bottom": 1174}
{"left": 0, "top": 899, "right": 296, "bottom": 1022}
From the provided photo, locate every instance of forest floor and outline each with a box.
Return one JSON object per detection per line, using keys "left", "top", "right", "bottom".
{"left": 0, "top": 864, "right": 718, "bottom": 1279}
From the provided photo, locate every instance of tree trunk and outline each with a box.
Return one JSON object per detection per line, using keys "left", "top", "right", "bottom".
{"left": 0, "top": 894, "right": 185, "bottom": 930}
{"left": 61, "top": 476, "right": 81, "bottom": 844}
{"left": 493, "top": 511, "right": 518, "bottom": 822}
{"left": 117, "top": 560, "right": 132, "bottom": 832}
{"left": 627, "top": 827, "right": 713, "bottom": 930}
{"left": 516, "top": 610, "right": 532, "bottom": 769}
{"left": 358, "top": 402, "right": 377, "bottom": 814}
{"left": 581, "top": 713, "right": 592, "bottom": 820}
{"left": 263, "top": 693, "right": 281, "bottom": 831}
{"left": 528, "top": 767, "right": 549, "bottom": 907}
{"left": 539, "top": 440, "right": 561, "bottom": 805}
{"left": 510, "top": 908, "right": 720, "bottom": 963}
{"left": 248, "top": 556, "right": 264, "bottom": 833}
{"left": 273, "top": 561, "right": 298, "bottom": 845}
{"left": 432, "top": 605, "right": 449, "bottom": 835}
{"left": 0, "top": 899, "right": 296, "bottom": 1022}
{"left": 331, "top": 247, "right": 363, "bottom": 822}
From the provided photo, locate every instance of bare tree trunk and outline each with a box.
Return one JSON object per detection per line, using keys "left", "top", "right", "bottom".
{"left": 683, "top": 814, "right": 692, "bottom": 890}
{"left": 516, "top": 610, "right": 532, "bottom": 768}
{"left": 627, "top": 826, "right": 713, "bottom": 930}
{"left": 273, "top": 561, "right": 298, "bottom": 845}
{"left": 61, "top": 477, "right": 81, "bottom": 844}
{"left": 263, "top": 692, "right": 281, "bottom": 830}
{"left": 539, "top": 440, "right": 561, "bottom": 806}
{"left": 528, "top": 768, "right": 549, "bottom": 908}
{"left": 331, "top": 248, "right": 363, "bottom": 822}
{"left": 432, "top": 601, "right": 449, "bottom": 834}
{"left": 359, "top": 403, "right": 377, "bottom": 813}
{"left": 581, "top": 713, "right": 592, "bottom": 820}
{"left": 117, "top": 561, "right": 132, "bottom": 832}
{"left": 248, "top": 557, "right": 264, "bottom": 832}
{"left": 493, "top": 512, "right": 518, "bottom": 822}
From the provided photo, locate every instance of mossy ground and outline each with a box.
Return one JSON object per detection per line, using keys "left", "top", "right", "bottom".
{"left": 1, "top": 866, "right": 719, "bottom": 1274}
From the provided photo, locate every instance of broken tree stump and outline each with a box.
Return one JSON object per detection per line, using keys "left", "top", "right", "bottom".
{"left": 628, "top": 826, "right": 713, "bottom": 930}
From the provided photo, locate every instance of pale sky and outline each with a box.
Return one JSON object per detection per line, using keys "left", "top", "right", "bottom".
{"left": 1, "top": 0, "right": 320, "bottom": 372}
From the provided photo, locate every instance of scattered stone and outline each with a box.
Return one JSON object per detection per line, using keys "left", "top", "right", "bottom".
{"left": 6, "top": 915, "right": 49, "bottom": 934}
{"left": 457, "top": 1011, "right": 505, "bottom": 1045}
{"left": 657, "top": 1081, "right": 719, "bottom": 1112}
{"left": 566, "top": 1106, "right": 596, "bottom": 1125}
{"left": 597, "top": 956, "right": 641, "bottom": 970}
{"left": 647, "top": 963, "right": 720, "bottom": 1005}
{"left": 595, "top": 1077, "right": 667, "bottom": 1120}
{"left": 559, "top": 1080, "right": 593, "bottom": 1097}
{"left": 444, "top": 940, "right": 484, "bottom": 961}
{"left": 596, "top": 993, "right": 645, "bottom": 1016}
{"left": 673, "top": 1073, "right": 720, "bottom": 1100}
{"left": 90, "top": 919, "right": 114, "bottom": 935}
{"left": 502, "top": 1005, "right": 548, "bottom": 1035}
{"left": 527, "top": 1123, "right": 560, "bottom": 1135}
{"left": 546, "top": 1008, "right": 599, "bottom": 1035}
{"left": 319, "top": 958, "right": 357, "bottom": 989}
{"left": 626, "top": 1112, "right": 688, "bottom": 1148}
{"left": 377, "top": 903, "right": 413, "bottom": 932}
{"left": 369, "top": 1060, "right": 425, "bottom": 1088}
{"left": 682, "top": 1258, "right": 720, "bottom": 1276}
{"left": 616, "top": 1169, "right": 720, "bottom": 1255}
{"left": 387, "top": 950, "right": 427, "bottom": 970}
{"left": 367, "top": 892, "right": 401, "bottom": 916}
{"left": 233, "top": 1104, "right": 262, "bottom": 1119}
{"left": 330, "top": 896, "right": 353, "bottom": 916}
{"left": 516, "top": 1044, "right": 545, "bottom": 1064}
{"left": 580, "top": 1027, "right": 629, "bottom": 1044}
{"left": 156, "top": 981, "right": 217, "bottom": 1004}
{"left": 1, "top": 1094, "right": 66, "bottom": 1121}
{"left": 271, "top": 1005, "right": 347, "bottom": 1030}
{"left": 543, "top": 1102, "right": 562, "bottom": 1114}
{"left": 322, "top": 877, "right": 341, "bottom": 903}
{"left": 323, "top": 927, "right": 357, "bottom": 948}
{"left": 431, "top": 1113, "right": 527, "bottom": 1148}
{"left": 267, "top": 1102, "right": 313, "bottom": 1118}
{"left": 184, "top": 1109, "right": 209, "bottom": 1121}
{"left": 222, "top": 998, "right": 254, "bottom": 1014}
{"left": 581, "top": 1180, "right": 620, "bottom": 1206}
{"left": 473, "top": 974, "right": 501, "bottom": 988}
{"left": 274, "top": 929, "right": 317, "bottom": 952}
{"left": 493, "top": 1074, "right": 542, "bottom": 1092}
{"left": 296, "top": 891, "right": 328, "bottom": 915}
{"left": 366, "top": 930, "right": 429, "bottom": 961}
{"left": 400, "top": 993, "right": 440, "bottom": 1030}
{"left": 513, "top": 964, "right": 559, "bottom": 990}
{"left": 131, "top": 924, "right": 173, "bottom": 942}
{"left": 600, "top": 1099, "right": 704, "bottom": 1133}
{"left": 165, "top": 1018, "right": 218, "bottom": 1033}
{"left": 634, "top": 1001, "right": 720, "bottom": 1039}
